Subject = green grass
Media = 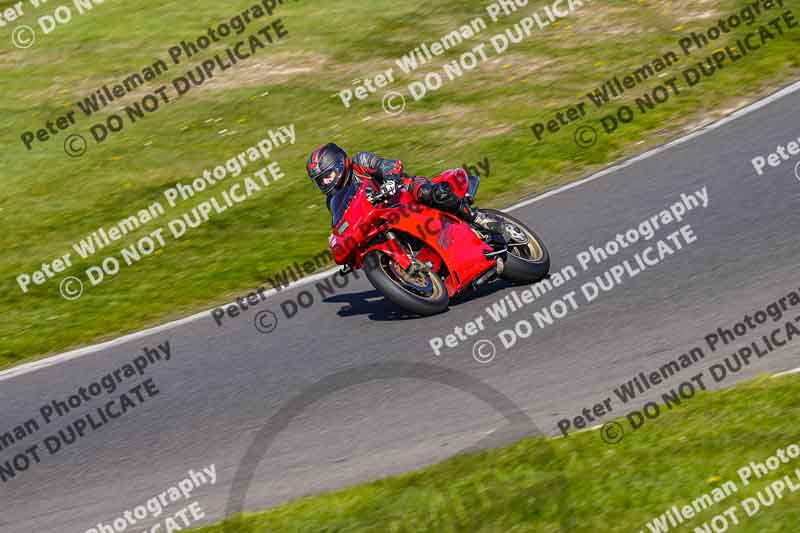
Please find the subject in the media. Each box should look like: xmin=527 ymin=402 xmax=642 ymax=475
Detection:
xmin=190 ymin=373 xmax=800 ymax=532
xmin=2 ymin=0 xmax=800 ymax=367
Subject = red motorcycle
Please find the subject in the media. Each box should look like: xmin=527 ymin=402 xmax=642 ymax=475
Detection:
xmin=329 ymin=168 xmax=550 ymax=315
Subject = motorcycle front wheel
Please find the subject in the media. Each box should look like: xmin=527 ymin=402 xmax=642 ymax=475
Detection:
xmin=364 ymin=250 xmax=449 ymax=316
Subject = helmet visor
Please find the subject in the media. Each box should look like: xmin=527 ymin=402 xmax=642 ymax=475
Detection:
xmin=314 ymin=158 xmax=346 ymax=192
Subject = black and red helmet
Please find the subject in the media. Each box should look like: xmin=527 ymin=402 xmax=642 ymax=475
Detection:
xmin=307 ymin=143 xmax=351 ymax=194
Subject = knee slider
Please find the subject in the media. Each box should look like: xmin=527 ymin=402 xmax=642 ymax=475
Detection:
xmin=416 ymin=182 xmax=434 ymax=203
xmin=432 ymin=182 xmax=459 ymax=209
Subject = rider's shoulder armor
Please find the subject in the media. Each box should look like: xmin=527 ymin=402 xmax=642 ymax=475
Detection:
xmin=351 ymin=151 xmax=403 ymax=183
xmin=351 ymin=151 xmax=381 ymax=177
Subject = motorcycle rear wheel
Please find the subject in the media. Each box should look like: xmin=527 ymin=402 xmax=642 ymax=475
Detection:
xmin=480 ymin=209 xmax=550 ymax=284
xmin=364 ymin=250 xmax=449 ymax=316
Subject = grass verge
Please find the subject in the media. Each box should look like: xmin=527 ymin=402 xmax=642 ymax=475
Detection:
xmin=3 ymin=0 xmax=799 ymax=367
xmin=191 ymin=373 xmax=800 ymax=532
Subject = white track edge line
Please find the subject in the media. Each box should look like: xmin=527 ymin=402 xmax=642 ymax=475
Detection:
xmin=3 ymin=80 xmax=800 ymax=382
xmin=505 ymin=80 xmax=800 ymax=213
xmin=773 ymin=367 xmax=800 ymax=378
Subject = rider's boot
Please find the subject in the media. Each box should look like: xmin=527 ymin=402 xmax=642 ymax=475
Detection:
xmin=456 ymin=202 xmax=505 ymax=234
xmin=417 ymin=181 xmax=505 ymax=234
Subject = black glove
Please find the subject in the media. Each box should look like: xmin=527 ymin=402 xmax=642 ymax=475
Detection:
xmin=380 ymin=180 xmax=398 ymax=197
xmin=367 ymin=180 xmax=400 ymax=204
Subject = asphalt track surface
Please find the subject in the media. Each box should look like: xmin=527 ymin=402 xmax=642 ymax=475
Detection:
xmin=3 ymin=84 xmax=800 ymax=532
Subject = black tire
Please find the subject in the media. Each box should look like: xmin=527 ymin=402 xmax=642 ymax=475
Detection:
xmin=363 ymin=250 xmax=449 ymax=316
xmin=481 ymin=209 xmax=550 ymax=284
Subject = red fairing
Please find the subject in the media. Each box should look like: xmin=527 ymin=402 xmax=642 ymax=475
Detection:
xmin=329 ymin=233 xmax=354 ymax=264
xmin=327 ymin=173 xmax=495 ymax=297
xmin=431 ymin=168 xmax=469 ymax=199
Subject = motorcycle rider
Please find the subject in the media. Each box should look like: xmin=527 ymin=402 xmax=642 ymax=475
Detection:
xmin=306 ymin=143 xmax=503 ymax=232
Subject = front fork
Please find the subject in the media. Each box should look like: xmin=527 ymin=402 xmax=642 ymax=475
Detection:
xmin=358 ymin=231 xmax=413 ymax=272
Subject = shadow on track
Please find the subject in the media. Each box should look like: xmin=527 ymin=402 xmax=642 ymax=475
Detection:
xmin=321 ymin=278 xmax=523 ymax=321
